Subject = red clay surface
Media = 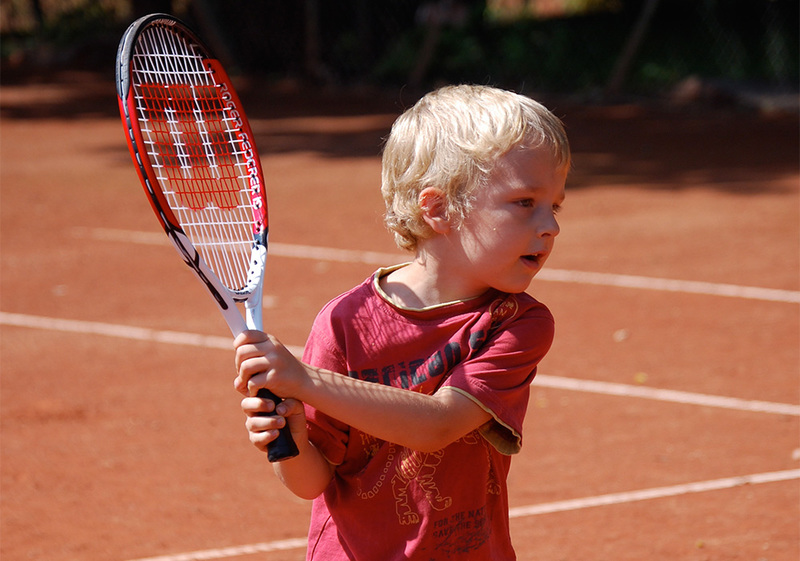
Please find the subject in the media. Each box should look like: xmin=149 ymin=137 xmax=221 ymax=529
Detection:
xmin=1 ymin=72 xmax=798 ymax=561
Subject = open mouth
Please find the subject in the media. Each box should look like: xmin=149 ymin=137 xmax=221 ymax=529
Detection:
xmin=521 ymin=253 xmax=543 ymax=266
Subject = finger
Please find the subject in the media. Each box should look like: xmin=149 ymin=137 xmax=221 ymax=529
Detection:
xmin=250 ymin=429 xmax=280 ymax=452
xmin=233 ymin=329 xmax=269 ymax=349
xmin=233 ymin=331 xmax=272 ymax=372
xmin=234 ymin=364 xmax=262 ymax=395
xmin=235 ymin=353 xmax=272 ymax=395
xmin=245 ymin=410 xmax=287 ymax=453
xmin=245 ymin=413 xmax=285 ymax=433
xmin=241 ymin=396 xmax=276 ymax=416
xmin=234 ymin=341 xmax=265 ymax=373
xmin=275 ymin=397 xmax=303 ymax=418
xmin=246 ymin=369 xmax=275 ymax=398
xmin=248 ymin=425 xmax=283 ymax=452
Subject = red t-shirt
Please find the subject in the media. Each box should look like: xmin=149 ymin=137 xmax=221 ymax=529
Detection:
xmin=302 ymin=268 xmax=555 ymax=560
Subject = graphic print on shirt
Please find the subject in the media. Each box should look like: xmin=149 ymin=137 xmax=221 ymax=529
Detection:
xmin=392 ymin=447 xmax=452 ymax=525
xmin=433 ymin=505 xmax=492 ymax=556
xmin=488 ymin=296 xmax=519 ymax=331
xmin=348 ymin=342 xmax=462 ymax=390
xmin=430 ymin=435 xmax=503 ymax=555
xmin=355 ymin=431 xmax=502 ymax=530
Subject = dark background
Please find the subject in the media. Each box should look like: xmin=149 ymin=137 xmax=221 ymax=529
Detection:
xmin=2 ymin=0 xmax=798 ymax=103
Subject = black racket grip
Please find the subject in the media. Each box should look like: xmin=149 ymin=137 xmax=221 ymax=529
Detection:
xmin=256 ymin=388 xmax=300 ymax=462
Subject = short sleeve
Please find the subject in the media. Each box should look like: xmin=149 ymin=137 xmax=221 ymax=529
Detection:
xmin=440 ymin=303 xmax=554 ymax=454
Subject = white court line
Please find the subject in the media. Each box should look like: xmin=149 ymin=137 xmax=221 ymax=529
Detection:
xmin=535 ymin=268 xmax=800 ymax=304
xmin=125 ymin=538 xmax=308 ymax=561
xmin=72 ymin=227 xmax=800 ymax=304
xmin=507 ymin=468 xmax=800 ymax=517
xmin=124 ymin=469 xmax=800 ymax=561
xmin=535 ymin=374 xmax=800 ymax=416
xmin=2 ymin=311 xmax=798 ymax=417
xmin=0 ymin=311 xmax=235 ymax=351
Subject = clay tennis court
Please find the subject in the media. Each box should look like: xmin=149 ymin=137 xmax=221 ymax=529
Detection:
xmin=1 ymin=71 xmax=798 ymax=560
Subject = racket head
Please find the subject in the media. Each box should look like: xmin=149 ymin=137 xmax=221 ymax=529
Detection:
xmin=116 ymin=13 xmax=268 ymax=319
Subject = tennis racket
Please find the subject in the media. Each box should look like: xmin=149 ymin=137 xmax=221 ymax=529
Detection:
xmin=115 ymin=13 xmax=298 ymax=462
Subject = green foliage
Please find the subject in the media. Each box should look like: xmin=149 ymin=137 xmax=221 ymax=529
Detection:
xmin=373 ymin=2 xmax=798 ymax=94
xmin=39 ymin=1 xmax=117 ymax=45
xmin=1 ymin=0 xmax=121 ymax=63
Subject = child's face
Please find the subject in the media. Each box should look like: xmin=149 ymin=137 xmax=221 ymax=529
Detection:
xmin=449 ymin=146 xmax=567 ymax=296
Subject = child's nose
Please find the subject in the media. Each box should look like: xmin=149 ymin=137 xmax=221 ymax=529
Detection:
xmin=536 ymin=210 xmax=560 ymax=237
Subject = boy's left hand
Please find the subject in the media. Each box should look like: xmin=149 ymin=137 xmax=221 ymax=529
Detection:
xmin=241 ymin=395 xmax=307 ymax=453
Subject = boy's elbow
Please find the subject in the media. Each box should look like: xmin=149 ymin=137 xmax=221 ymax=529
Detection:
xmin=293 ymin=486 xmax=326 ymax=501
xmin=406 ymin=393 xmax=491 ymax=452
xmin=278 ymin=475 xmax=329 ymax=501
xmin=412 ymin=441 xmax=451 ymax=454
xmin=407 ymin=424 xmax=465 ymax=453
xmin=274 ymin=452 xmax=334 ymax=500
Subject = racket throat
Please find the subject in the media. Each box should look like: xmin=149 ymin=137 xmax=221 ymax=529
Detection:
xmin=244 ymin=293 xmax=263 ymax=332
xmin=244 ymin=243 xmax=267 ymax=331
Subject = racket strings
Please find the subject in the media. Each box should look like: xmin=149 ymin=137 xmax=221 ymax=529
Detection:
xmin=131 ymin=23 xmax=259 ymax=292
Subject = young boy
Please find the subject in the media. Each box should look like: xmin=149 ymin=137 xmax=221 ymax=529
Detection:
xmin=234 ymin=84 xmax=570 ymax=560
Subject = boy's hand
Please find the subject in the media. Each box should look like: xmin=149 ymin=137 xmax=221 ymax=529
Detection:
xmin=233 ymin=330 xmax=308 ymax=399
xmin=241 ymin=395 xmax=307 ymax=453
xmin=234 ymin=331 xmax=311 ymax=454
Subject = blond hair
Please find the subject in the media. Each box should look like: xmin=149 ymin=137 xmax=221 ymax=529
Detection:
xmin=381 ymin=85 xmax=570 ymax=251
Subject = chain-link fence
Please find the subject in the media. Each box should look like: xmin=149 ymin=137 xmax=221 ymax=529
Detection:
xmin=2 ymin=0 xmax=797 ymax=98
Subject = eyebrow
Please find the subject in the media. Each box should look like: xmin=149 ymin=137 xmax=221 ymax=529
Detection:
xmin=510 ymin=183 xmax=566 ymax=202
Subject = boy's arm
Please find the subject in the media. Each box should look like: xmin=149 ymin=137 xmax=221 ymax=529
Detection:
xmin=271 ymin=422 xmax=335 ymax=500
xmin=235 ymin=332 xmax=492 ymax=453
xmin=241 ymin=395 xmax=334 ymax=499
xmin=306 ymin=365 xmax=491 ymax=452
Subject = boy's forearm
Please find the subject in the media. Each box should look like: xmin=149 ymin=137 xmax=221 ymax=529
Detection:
xmin=298 ymin=364 xmax=487 ymax=452
xmin=273 ymin=437 xmax=334 ymax=500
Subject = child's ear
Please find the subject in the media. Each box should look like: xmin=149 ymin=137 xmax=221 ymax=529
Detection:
xmin=419 ymin=187 xmax=451 ymax=234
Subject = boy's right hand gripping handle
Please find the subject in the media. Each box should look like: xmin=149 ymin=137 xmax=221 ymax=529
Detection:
xmin=257 ymin=388 xmax=300 ymax=462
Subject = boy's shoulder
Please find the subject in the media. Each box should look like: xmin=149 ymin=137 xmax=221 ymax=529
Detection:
xmin=310 ymin=271 xmax=381 ymax=330
xmin=483 ymin=290 xmax=554 ymax=335
xmin=499 ymin=289 xmax=551 ymax=314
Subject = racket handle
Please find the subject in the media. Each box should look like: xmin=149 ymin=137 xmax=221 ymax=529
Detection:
xmin=256 ymin=388 xmax=300 ymax=462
